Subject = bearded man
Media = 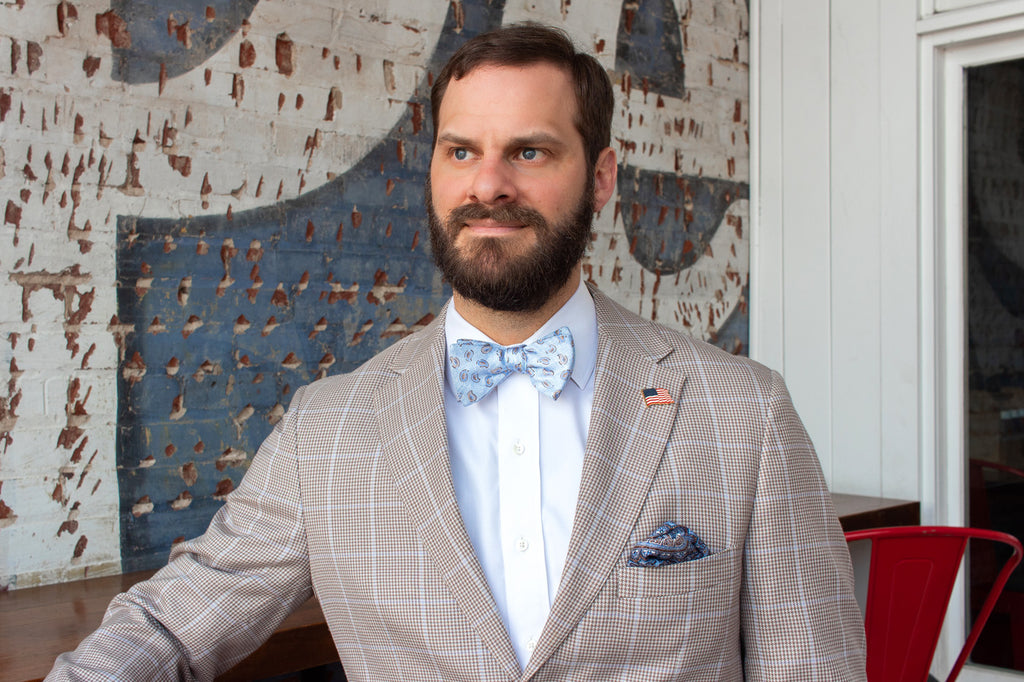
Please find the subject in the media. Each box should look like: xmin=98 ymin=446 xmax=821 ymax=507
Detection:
xmin=48 ymin=23 xmax=866 ymax=682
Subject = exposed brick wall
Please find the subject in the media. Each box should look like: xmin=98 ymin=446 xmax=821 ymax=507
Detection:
xmin=0 ymin=0 xmax=748 ymax=588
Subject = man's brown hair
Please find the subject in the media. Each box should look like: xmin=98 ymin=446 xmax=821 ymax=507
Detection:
xmin=430 ymin=23 xmax=614 ymax=168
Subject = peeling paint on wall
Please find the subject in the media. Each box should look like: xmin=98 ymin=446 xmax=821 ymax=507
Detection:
xmin=0 ymin=0 xmax=748 ymax=587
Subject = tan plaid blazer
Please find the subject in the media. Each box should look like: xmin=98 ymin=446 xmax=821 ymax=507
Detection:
xmin=49 ymin=288 xmax=866 ymax=681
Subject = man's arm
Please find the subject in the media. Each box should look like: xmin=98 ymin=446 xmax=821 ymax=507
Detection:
xmin=740 ymin=370 xmax=867 ymax=680
xmin=46 ymin=386 xmax=314 ymax=682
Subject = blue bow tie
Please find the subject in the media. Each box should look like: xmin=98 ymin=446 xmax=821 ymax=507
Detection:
xmin=448 ymin=326 xmax=575 ymax=406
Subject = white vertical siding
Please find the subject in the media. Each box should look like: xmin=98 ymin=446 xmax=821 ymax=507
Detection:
xmin=752 ymin=0 xmax=919 ymax=498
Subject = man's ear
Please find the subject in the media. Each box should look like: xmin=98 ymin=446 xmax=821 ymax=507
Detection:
xmin=592 ymin=147 xmax=617 ymax=212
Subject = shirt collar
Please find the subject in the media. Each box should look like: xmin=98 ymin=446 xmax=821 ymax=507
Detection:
xmin=443 ymin=278 xmax=598 ymax=391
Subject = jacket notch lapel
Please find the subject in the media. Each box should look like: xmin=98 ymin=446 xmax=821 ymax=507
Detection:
xmin=524 ymin=298 xmax=687 ymax=678
xmin=374 ymin=319 xmax=520 ymax=679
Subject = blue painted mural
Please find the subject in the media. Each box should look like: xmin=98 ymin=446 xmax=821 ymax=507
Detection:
xmin=114 ymin=0 xmax=751 ymax=571
xmin=108 ymin=0 xmax=261 ymax=83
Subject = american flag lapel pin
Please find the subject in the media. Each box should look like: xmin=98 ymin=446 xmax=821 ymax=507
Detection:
xmin=642 ymin=387 xmax=674 ymax=407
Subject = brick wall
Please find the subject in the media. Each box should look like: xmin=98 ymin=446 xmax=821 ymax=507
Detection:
xmin=0 ymin=0 xmax=749 ymax=588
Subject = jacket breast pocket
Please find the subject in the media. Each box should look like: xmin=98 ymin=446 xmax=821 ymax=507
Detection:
xmin=615 ymin=547 xmax=738 ymax=598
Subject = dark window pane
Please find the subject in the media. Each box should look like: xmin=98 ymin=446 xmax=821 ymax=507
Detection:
xmin=966 ymin=56 xmax=1024 ymax=673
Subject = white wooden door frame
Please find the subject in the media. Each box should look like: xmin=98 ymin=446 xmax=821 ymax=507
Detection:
xmin=918 ymin=5 xmax=1024 ymax=678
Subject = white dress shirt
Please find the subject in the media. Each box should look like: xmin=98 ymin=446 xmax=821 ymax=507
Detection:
xmin=443 ymin=278 xmax=597 ymax=669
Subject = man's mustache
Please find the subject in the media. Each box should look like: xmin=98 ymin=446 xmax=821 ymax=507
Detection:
xmin=445 ymin=203 xmax=549 ymax=230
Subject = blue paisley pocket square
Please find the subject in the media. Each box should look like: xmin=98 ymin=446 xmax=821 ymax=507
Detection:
xmin=627 ymin=522 xmax=710 ymax=567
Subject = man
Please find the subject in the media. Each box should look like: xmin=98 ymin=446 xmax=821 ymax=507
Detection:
xmin=49 ymin=24 xmax=865 ymax=681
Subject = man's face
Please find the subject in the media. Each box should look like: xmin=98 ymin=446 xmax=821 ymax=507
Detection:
xmin=427 ymin=63 xmax=605 ymax=313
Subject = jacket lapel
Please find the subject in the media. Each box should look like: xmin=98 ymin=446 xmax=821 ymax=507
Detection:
xmin=524 ymin=290 xmax=687 ymax=679
xmin=374 ymin=310 xmax=521 ymax=680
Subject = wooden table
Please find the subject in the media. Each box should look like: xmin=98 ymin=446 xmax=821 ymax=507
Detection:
xmin=832 ymin=492 xmax=920 ymax=531
xmin=0 ymin=574 xmax=337 ymax=682
xmin=0 ymin=492 xmax=919 ymax=682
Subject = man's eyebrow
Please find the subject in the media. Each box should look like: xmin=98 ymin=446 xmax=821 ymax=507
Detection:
xmin=507 ymin=133 xmax=566 ymax=149
xmin=434 ymin=132 xmax=568 ymax=149
xmin=435 ymin=133 xmax=473 ymax=147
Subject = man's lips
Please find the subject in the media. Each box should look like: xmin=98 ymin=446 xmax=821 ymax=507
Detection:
xmin=461 ymin=221 xmax=528 ymax=236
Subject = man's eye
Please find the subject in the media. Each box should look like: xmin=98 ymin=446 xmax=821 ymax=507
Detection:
xmin=521 ymin=148 xmax=540 ymax=161
xmin=452 ymin=148 xmax=469 ymax=161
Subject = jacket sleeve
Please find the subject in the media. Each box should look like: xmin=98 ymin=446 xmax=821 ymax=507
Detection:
xmin=46 ymin=386 xmax=314 ymax=682
xmin=740 ymin=370 xmax=867 ymax=680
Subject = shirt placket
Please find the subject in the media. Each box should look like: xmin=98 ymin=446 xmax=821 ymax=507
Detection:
xmin=496 ymin=372 xmax=548 ymax=664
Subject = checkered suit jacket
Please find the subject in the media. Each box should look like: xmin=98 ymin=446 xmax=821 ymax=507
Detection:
xmin=49 ymin=288 xmax=866 ymax=681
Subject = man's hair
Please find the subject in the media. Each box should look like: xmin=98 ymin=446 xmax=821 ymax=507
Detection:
xmin=430 ymin=23 xmax=614 ymax=167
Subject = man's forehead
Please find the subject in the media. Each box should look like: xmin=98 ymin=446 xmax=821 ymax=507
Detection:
xmin=451 ymin=58 xmax=570 ymax=81
xmin=436 ymin=62 xmax=576 ymax=124
xmin=445 ymin=61 xmax=570 ymax=96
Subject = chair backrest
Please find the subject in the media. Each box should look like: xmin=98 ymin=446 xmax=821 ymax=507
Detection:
xmin=845 ymin=525 xmax=1022 ymax=682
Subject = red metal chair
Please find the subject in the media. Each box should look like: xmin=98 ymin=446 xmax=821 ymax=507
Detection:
xmin=845 ymin=525 xmax=1022 ymax=681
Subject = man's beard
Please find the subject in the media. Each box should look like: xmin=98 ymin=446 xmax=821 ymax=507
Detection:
xmin=426 ymin=177 xmax=595 ymax=313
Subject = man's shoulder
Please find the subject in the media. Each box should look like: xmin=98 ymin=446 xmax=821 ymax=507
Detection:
xmin=291 ymin=314 xmax=444 ymax=410
xmin=591 ymin=286 xmax=773 ymax=380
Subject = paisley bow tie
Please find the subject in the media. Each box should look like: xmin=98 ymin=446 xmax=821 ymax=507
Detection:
xmin=448 ymin=326 xmax=575 ymax=407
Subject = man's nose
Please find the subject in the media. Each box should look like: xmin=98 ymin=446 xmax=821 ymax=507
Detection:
xmin=468 ymin=157 xmax=517 ymax=205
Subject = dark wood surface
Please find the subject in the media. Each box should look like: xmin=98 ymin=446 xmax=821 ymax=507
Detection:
xmin=832 ymin=492 xmax=920 ymax=531
xmin=0 ymin=492 xmax=920 ymax=682
xmin=0 ymin=572 xmax=336 ymax=682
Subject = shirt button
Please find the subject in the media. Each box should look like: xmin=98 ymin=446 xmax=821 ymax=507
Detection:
xmin=516 ymin=537 xmax=529 ymax=552
xmin=526 ymin=638 xmax=537 ymax=652
xmin=512 ymin=440 xmax=525 ymax=455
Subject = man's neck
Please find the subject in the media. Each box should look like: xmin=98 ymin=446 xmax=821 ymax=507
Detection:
xmin=451 ymin=266 xmax=582 ymax=346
